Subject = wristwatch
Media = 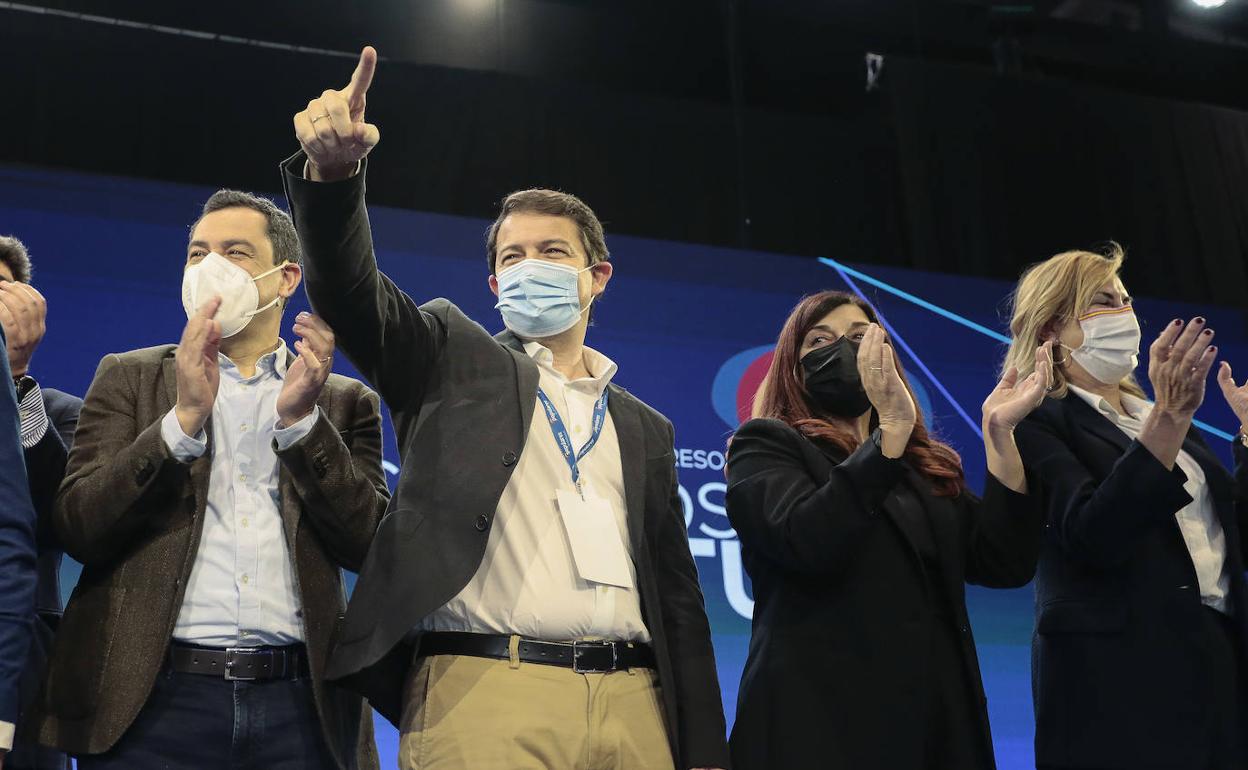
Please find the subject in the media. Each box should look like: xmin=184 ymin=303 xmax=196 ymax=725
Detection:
xmin=13 ymin=374 xmax=36 ymax=401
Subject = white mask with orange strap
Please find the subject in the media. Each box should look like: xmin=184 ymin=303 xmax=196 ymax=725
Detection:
xmin=1064 ymin=305 xmax=1141 ymax=385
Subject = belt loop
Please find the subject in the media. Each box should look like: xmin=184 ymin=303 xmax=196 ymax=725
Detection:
xmin=508 ymin=634 xmax=522 ymax=669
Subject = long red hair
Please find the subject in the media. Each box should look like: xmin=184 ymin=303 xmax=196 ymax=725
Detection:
xmin=753 ymin=291 xmax=967 ymax=497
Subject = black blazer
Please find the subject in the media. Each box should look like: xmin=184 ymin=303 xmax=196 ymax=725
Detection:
xmin=13 ymin=386 xmax=80 ymax=769
xmin=280 ymin=154 xmax=731 ymax=770
xmin=724 ymin=418 xmax=1041 ymax=770
xmin=1014 ymin=394 xmax=1248 ymax=769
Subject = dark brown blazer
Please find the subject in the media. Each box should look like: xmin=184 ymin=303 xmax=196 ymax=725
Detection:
xmin=34 ymin=344 xmax=389 ymax=770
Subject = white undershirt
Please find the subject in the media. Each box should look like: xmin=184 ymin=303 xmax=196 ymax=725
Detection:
xmin=417 ymin=342 xmax=650 ymax=642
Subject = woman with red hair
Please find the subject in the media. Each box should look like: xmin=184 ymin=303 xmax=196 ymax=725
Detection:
xmin=725 ymin=290 xmax=1051 ymax=770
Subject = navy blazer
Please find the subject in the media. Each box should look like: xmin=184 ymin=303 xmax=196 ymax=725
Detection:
xmin=1015 ymin=393 xmax=1248 ymax=769
xmin=0 ymin=327 xmax=38 ymax=729
xmin=12 ymin=386 xmax=80 ymax=769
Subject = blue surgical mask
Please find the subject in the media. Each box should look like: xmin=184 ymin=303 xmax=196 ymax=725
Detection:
xmin=495 ymin=260 xmax=595 ymax=339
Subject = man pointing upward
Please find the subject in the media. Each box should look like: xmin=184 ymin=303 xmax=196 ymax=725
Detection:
xmin=283 ymin=46 xmax=730 ymax=770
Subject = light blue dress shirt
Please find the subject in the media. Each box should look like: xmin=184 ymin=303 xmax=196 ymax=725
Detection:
xmin=160 ymin=345 xmax=319 ymax=648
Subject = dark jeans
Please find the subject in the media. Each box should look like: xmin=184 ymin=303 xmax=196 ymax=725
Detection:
xmin=75 ymin=667 xmax=336 ymax=770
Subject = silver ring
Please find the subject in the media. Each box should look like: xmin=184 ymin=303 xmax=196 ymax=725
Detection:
xmin=870 ymin=366 xmax=884 ymax=371
xmin=310 ymin=113 xmax=330 ymax=124
xmin=319 ymin=355 xmax=332 ymax=364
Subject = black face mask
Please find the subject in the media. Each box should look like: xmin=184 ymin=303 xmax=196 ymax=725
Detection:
xmin=800 ymin=337 xmax=872 ymax=417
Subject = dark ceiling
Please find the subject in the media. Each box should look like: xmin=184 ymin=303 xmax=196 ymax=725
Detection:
xmin=5 ymin=0 xmax=1248 ymax=307
xmin=11 ymin=0 xmax=1248 ymax=114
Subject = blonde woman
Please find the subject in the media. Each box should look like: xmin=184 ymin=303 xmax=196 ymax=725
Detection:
xmin=1004 ymin=244 xmax=1248 ymax=770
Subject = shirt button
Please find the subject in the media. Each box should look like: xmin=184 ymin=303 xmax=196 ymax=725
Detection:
xmin=240 ymin=423 xmax=249 ymax=432
xmin=241 ymin=574 xmax=250 ymax=585
xmin=241 ymin=518 xmax=250 ymax=528
xmin=501 ymin=451 xmax=518 ymax=467
xmin=574 ymin=425 xmax=583 ymax=434
xmin=240 ymin=473 xmax=248 ymax=482
xmin=475 ymin=514 xmax=490 ymax=532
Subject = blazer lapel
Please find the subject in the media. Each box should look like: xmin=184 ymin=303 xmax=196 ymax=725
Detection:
xmin=1064 ymin=394 xmax=1133 ymax=455
xmin=495 ymin=330 xmax=539 ymax=438
xmin=607 ymin=386 xmax=647 ymax=556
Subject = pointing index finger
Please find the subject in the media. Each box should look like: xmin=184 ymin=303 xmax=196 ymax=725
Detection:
xmin=343 ymin=46 xmax=377 ymax=103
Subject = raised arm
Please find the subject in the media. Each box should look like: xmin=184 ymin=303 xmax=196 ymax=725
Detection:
xmin=282 ymin=46 xmax=445 ymax=412
xmin=725 ymin=419 xmax=905 ymax=576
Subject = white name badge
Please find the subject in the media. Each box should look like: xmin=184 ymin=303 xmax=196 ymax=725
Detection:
xmin=556 ymin=489 xmax=635 ymax=590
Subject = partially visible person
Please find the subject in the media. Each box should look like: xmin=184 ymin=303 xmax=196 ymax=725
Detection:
xmin=0 ymin=320 xmax=38 ymax=770
xmin=1003 ymin=244 xmax=1247 ymax=769
xmin=0 ymin=235 xmax=81 ymax=770
xmin=35 ymin=191 xmax=389 ymax=770
xmin=725 ymin=290 xmax=1051 ymax=770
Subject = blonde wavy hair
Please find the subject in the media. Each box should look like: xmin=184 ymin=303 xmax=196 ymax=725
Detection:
xmin=1003 ymin=243 xmax=1146 ymax=400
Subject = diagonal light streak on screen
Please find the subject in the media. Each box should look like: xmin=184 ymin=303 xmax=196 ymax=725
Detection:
xmin=819 ymin=258 xmax=1235 ymax=442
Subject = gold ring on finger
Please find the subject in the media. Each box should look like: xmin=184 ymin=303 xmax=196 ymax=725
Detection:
xmin=310 ymin=113 xmax=331 ymax=124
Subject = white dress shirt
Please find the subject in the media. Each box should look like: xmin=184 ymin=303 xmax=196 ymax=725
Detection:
xmin=418 ymin=342 xmax=651 ymax=642
xmin=1069 ymin=385 xmax=1231 ymax=613
xmin=161 ymin=345 xmax=318 ymax=647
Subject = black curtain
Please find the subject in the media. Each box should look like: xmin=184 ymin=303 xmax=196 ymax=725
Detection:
xmin=4 ymin=8 xmax=1248 ymax=308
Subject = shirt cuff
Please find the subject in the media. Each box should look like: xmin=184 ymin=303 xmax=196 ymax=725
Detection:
xmin=0 ymin=718 xmax=13 ymax=751
xmin=302 ymin=159 xmax=362 ymax=180
xmin=17 ymin=380 xmax=48 ymax=449
xmin=161 ymin=408 xmax=208 ymax=462
xmin=273 ymin=406 xmax=320 ymax=451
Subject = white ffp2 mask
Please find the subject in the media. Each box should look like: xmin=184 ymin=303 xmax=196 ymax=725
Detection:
xmin=181 ymin=252 xmax=288 ymax=338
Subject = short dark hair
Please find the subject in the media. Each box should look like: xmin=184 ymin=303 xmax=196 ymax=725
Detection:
xmin=193 ymin=190 xmax=302 ymax=266
xmin=484 ymin=189 xmax=609 ymax=274
xmin=0 ymin=236 xmax=33 ymax=283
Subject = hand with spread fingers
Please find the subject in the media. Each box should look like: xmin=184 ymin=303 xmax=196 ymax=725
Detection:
xmin=1149 ymin=317 xmax=1217 ymax=418
xmin=294 ymin=46 xmax=381 ymax=182
xmin=174 ymin=296 xmax=224 ymax=437
xmin=0 ymin=280 xmax=47 ymax=378
xmin=983 ymin=340 xmax=1054 ymax=435
xmin=277 ymin=311 xmax=335 ymax=428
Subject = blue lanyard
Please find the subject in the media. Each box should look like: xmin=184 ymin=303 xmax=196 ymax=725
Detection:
xmin=536 ymin=387 xmax=609 ymax=497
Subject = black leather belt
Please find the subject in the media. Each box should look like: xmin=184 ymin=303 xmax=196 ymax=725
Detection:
xmin=169 ymin=643 xmax=310 ymax=681
xmin=418 ymin=632 xmax=655 ymax=673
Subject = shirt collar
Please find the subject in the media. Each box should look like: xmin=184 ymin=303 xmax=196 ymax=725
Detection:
xmin=218 ymin=342 xmax=290 ymax=381
xmin=522 ymin=340 xmax=618 ymax=389
xmin=1067 ymin=383 xmax=1152 ymax=424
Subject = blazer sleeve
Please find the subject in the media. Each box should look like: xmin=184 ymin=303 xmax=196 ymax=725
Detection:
xmin=960 ymin=473 xmax=1043 ymax=589
xmin=275 ymin=382 xmax=390 ymax=572
xmin=724 ymin=418 xmax=906 ymax=577
xmin=280 ymin=153 xmax=446 ymax=413
xmin=0 ymin=335 xmax=37 ymax=728
xmin=53 ymin=354 xmax=190 ymax=567
xmin=23 ymin=390 xmax=81 ymax=556
xmin=1013 ymin=407 xmax=1193 ymax=568
xmin=1231 ymin=438 xmax=1248 ymax=562
xmin=654 ymin=418 xmax=731 ymax=770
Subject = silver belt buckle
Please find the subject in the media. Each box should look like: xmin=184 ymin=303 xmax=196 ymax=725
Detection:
xmin=223 ymin=647 xmax=269 ymax=681
xmin=571 ymin=640 xmax=618 ymax=674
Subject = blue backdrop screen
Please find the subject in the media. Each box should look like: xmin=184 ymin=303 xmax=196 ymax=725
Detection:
xmin=4 ymin=164 xmax=1244 ymax=769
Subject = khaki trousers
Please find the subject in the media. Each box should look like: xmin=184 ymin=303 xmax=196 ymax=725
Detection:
xmin=398 ymin=642 xmax=676 ymax=770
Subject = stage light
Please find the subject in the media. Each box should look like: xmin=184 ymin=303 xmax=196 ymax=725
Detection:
xmin=1191 ymin=0 xmax=1227 ymax=8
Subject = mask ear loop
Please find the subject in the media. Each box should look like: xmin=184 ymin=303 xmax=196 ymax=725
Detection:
xmin=245 ymin=260 xmax=291 ymax=318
